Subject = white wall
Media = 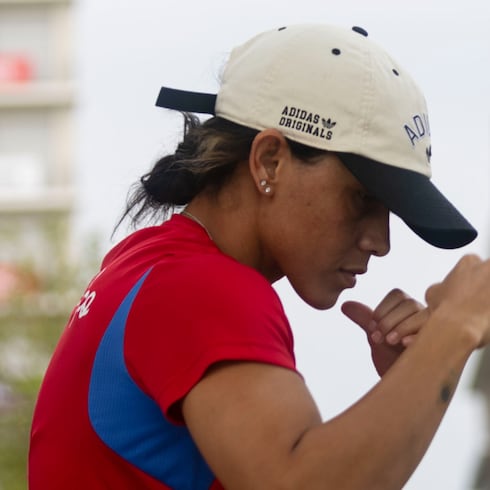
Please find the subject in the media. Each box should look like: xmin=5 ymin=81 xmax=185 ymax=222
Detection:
xmin=74 ymin=0 xmax=490 ymax=488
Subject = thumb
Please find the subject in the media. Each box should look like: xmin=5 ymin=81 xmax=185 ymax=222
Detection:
xmin=341 ymin=301 xmax=374 ymax=334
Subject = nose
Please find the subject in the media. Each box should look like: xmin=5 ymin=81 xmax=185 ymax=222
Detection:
xmin=358 ymin=205 xmax=391 ymax=257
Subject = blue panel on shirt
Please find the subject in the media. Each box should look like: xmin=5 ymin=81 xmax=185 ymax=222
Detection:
xmin=88 ymin=268 xmax=215 ymax=489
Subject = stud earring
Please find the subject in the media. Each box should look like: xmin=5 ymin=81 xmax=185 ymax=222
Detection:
xmin=260 ymin=179 xmax=272 ymax=195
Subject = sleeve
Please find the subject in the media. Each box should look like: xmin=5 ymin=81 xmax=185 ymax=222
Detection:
xmin=124 ymin=255 xmax=297 ymax=422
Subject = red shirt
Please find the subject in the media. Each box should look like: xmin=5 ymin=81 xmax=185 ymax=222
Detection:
xmin=29 ymin=214 xmax=296 ymax=489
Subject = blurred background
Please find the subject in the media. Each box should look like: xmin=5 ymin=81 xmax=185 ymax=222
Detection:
xmin=0 ymin=0 xmax=488 ymax=488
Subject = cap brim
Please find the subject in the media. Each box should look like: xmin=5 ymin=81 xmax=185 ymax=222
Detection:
xmin=338 ymin=153 xmax=477 ymax=249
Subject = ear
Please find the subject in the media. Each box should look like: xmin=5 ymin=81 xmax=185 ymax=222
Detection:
xmin=248 ymin=129 xmax=291 ymax=196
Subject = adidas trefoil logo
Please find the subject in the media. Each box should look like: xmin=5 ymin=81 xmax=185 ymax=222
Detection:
xmin=426 ymin=145 xmax=432 ymax=164
xmin=322 ymin=118 xmax=336 ymax=129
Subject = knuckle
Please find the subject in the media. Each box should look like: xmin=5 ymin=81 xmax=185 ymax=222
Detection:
xmin=376 ymin=319 xmax=391 ymax=333
xmin=388 ymin=288 xmax=407 ymax=299
xmin=403 ymin=297 xmax=422 ymax=311
xmin=460 ymin=254 xmax=481 ymax=267
xmin=425 ymin=283 xmax=440 ymax=303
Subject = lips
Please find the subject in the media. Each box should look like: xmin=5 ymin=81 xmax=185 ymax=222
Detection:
xmin=339 ymin=270 xmax=357 ymax=288
xmin=338 ymin=267 xmax=367 ymax=288
xmin=340 ymin=266 xmax=367 ymax=276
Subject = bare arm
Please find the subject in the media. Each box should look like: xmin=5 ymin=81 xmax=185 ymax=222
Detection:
xmin=182 ymin=255 xmax=489 ymax=490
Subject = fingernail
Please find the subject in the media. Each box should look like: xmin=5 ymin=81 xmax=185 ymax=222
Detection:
xmin=371 ymin=331 xmax=383 ymax=344
xmin=402 ymin=336 xmax=414 ymax=347
xmin=368 ymin=320 xmax=377 ymax=332
xmin=386 ymin=332 xmax=399 ymax=344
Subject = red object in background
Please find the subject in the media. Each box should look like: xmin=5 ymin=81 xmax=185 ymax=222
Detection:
xmin=0 ymin=54 xmax=33 ymax=82
xmin=0 ymin=263 xmax=39 ymax=303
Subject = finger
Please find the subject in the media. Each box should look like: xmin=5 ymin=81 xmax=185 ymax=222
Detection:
xmin=401 ymin=334 xmax=417 ymax=347
xmin=341 ymin=301 xmax=374 ymax=334
xmin=342 ymin=302 xmax=389 ymax=347
xmin=384 ymin=309 xmax=429 ymax=345
xmin=372 ymin=288 xmax=413 ymax=323
xmin=424 ymin=282 xmax=442 ymax=307
xmin=425 ymin=255 xmax=482 ymax=308
xmin=375 ymin=298 xmax=425 ymax=336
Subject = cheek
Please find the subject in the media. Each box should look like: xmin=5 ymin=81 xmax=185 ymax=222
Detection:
xmin=263 ymin=198 xmax=356 ymax=274
xmin=277 ymin=234 xmax=352 ymax=302
xmin=274 ymin=221 xmax=359 ymax=309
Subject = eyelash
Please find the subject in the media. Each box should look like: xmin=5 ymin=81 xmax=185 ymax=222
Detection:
xmin=356 ymin=191 xmax=378 ymax=214
xmin=358 ymin=190 xmax=370 ymax=201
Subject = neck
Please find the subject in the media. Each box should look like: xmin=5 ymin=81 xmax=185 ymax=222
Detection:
xmin=181 ymin=209 xmax=213 ymax=241
xmin=182 ymin=194 xmax=281 ymax=284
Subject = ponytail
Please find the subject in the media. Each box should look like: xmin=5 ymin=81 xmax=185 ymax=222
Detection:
xmin=116 ymin=114 xmax=259 ymax=230
xmin=116 ymin=113 xmax=327 ymax=231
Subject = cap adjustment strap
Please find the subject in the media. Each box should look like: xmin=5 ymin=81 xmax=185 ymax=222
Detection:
xmin=156 ymin=87 xmax=217 ymax=115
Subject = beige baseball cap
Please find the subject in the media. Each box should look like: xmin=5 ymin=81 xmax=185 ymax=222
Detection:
xmin=156 ymin=23 xmax=477 ymax=249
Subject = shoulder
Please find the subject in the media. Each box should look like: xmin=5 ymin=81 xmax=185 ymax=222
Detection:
xmin=148 ymin=251 xmax=283 ymax=315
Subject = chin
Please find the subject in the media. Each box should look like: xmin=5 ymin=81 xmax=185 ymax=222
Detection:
xmin=288 ymin=277 xmax=345 ymax=310
xmin=308 ymin=296 xmax=339 ymax=310
xmin=297 ymin=289 xmax=340 ymax=310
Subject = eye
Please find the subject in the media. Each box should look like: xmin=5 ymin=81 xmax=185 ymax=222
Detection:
xmin=354 ymin=189 xmax=378 ymax=214
xmin=358 ymin=187 xmax=378 ymax=201
xmin=357 ymin=190 xmax=372 ymax=204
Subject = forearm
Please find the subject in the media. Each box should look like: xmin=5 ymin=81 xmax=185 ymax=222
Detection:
xmin=287 ymin=313 xmax=478 ymax=490
xmin=183 ymin=257 xmax=490 ymax=490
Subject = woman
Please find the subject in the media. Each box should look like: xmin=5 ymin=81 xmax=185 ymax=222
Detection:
xmin=29 ymin=23 xmax=490 ymax=489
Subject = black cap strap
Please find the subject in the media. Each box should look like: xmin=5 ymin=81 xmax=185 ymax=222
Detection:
xmin=155 ymin=87 xmax=217 ymax=115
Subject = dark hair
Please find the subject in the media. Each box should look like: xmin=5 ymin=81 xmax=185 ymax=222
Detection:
xmin=116 ymin=114 xmax=326 ymax=230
